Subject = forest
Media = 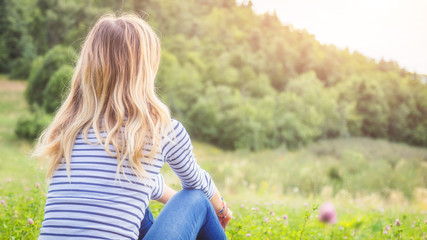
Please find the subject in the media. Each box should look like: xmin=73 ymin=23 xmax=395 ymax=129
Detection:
xmin=1 ymin=0 xmax=427 ymax=150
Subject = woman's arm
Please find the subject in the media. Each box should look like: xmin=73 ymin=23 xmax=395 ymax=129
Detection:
xmin=156 ymin=183 xmax=177 ymax=204
xmin=163 ymin=120 xmax=216 ymax=200
xmin=210 ymin=188 xmax=233 ymax=229
xmin=163 ymin=119 xmax=232 ymax=228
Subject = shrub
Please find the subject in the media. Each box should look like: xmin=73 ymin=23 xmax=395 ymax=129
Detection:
xmin=43 ymin=65 xmax=74 ymax=113
xmin=9 ymin=57 xmax=34 ymax=80
xmin=15 ymin=108 xmax=53 ymax=140
xmin=25 ymin=45 xmax=76 ymax=110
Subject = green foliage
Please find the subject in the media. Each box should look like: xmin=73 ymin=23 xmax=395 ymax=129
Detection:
xmin=275 ymin=72 xmax=342 ymax=148
xmin=354 ymin=76 xmax=390 ymax=138
xmin=196 ymin=137 xmax=427 ymax=198
xmin=9 ymin=57 xmax=34 ymax=80
xmin=0 ymin=0 xmax=37 ymax=74
xmin=157 ymin=50 xmax=204 ymax=115
xmin=2 ymin=0 xmax=426 ymax=148
xmin=0 ymin=184 xmax=45 ymax=239
xmin=42 ymin=64 xmax=73 ymax=113
xmin=1 ymin=183 xmax=426 ymax=240
xmin=15 ymin=108 xmax=53 ymax=140
xmin=1 ymin=81 xmax=427 ymax=239
xmin=407 ymin=82 xmax=427 ymax=146
xmin=25 ymin=45 xmax=76 ymax=111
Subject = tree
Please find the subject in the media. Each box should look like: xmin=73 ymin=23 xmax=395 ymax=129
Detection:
xmin=43 ymin=65 xmax=74 ymax=113
xmin=25 ymin=45 xmax=76 ymax=109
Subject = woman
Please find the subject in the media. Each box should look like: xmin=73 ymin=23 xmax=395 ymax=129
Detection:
xmin=32 ymin=13 xmax=232 ymax=240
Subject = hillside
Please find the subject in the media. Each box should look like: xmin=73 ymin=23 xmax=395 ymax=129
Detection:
xmin=1 ymin=77 xmax=427 ymax=239
xmin=2 ymin=77 xmax=426 ymax=202
xmin=1 ymin=0 xmax=427 ymax=151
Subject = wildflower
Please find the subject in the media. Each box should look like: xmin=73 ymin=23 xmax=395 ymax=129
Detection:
xmin=1 ymin=200 xmax=6 ymax=207
xmin=240 ymin=204 xmax=244 ymax=208
xmin=35 ymin=182 xmax=41 ymax=189
xmin=304 ymin=202 xmax=308 ymax=207
xmin=28 ymin=218 xmax=34 ymax=225
xmin=264 ymin=217 xmax=269 ymax=223
xmin=246 ymin=233 xmax=251 ymax=237
xmin=319 ymin=202 xmax=337 ymax=224
xmin=7 ymin=178 xmax=11 ymax=182
xmin=383 ymin=230 xmax=388 ymax=234
xmin=284 ymin=220 xmax=288 ymax=224
xmin=339 ymin=226 xmax=343 ymax=230
xmin=395 ymin=218 xmax=401 ymax=226
xmin=276 ymin=217 xmax=280 ymax=221
xmin=385 ymin=226 xmax=390 ymax=231
xmin=283 ymin=214 xmax=288 ymax=220
xmin=270 ymin=211 xmax=274 ymax=216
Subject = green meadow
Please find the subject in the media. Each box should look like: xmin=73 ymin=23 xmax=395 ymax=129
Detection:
xmin=1 ymin=78 xmax=426 ymax=239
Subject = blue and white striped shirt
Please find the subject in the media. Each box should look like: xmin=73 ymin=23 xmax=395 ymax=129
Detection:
xmin=39 ymin=119 xmax=216 ymax=240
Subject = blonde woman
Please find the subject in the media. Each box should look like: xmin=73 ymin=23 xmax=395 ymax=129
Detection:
xmin=33 ymin=13 xmax=232 ymax=240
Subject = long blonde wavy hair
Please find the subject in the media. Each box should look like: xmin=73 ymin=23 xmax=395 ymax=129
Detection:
xmin=32 ymin=13 xmax=171 ymax=180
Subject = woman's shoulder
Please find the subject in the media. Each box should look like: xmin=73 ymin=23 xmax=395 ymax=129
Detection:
xmin=163 ymin=119 xmax=192 ymax=147
xmin=170 ymin=118 xmax=181 ymax=127
xmin=169 ymin=118 xmax=189 ymax=136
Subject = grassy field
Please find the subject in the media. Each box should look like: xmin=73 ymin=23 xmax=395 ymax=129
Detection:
xmin=0 ymin=77 xmax=45 ymax=186
xmin=0 ymin=77 xmax=426 ymax=239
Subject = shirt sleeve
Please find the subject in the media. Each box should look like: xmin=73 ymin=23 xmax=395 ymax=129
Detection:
xmin=162 ymin=119 xmax=216 ymax=200
xmin=151 ymin=173 xmax=165 ymax=200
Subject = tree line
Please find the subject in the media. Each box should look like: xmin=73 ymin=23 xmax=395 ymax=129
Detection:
xmin=2 ymin=0 xmax=426 ymax=149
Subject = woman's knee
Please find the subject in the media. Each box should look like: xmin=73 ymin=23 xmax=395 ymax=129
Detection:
xmin=180 ymin=189 xmax=209 ymax=206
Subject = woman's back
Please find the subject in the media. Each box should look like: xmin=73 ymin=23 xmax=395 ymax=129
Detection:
xmin=39 ymin=119 xmax=216 ymax=239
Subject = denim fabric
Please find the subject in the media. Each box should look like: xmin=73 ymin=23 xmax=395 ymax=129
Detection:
xmin=138 ymin=207 xmax=154 ymax=240
xmin=138 ymin=189 xmax=227 ymax=240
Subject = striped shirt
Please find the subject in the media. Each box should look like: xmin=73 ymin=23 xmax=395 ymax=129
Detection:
xmin=39 ymin=119 xmax=216 ymax=240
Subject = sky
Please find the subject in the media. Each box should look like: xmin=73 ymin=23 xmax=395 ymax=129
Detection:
xmin=243 ymin=0 xmax=427 ymax=74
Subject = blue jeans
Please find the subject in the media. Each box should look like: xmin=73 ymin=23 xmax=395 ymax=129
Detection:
xmin=138 ymin=189 xmax=227 ymax=240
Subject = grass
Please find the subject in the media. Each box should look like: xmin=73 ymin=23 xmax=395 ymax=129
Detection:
xmin=0 ymin=77 xmax=426 ymax=239
xmin=1 ymin=183 xmax=426 ymax=239
xmin=0 ymin=78 xmax=45 ymax=187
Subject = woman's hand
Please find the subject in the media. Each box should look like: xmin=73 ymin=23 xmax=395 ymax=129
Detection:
xmin=218 ymin=206 xmax=232 ymax=229
xmin=217 ymin=201 xmax=232 ymax=229
xmin=210 ymin=188 xmax=232 ymax=229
